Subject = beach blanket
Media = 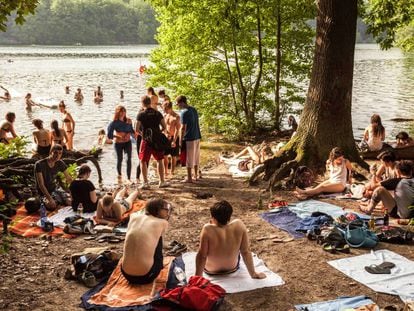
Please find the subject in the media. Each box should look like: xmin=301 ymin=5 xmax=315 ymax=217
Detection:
xmin=181 ymin=252 xmax=284 ymax=293
xmin=295 ymin=295 xmax=378 ymax=311
xmin=289 ymin=200 xmax=369 ymax=220
xmin=5 ymin=205 xmax=71 ymax=238
xmin=260 ymin=208 xmax=304 ymax=239
xmin=81 ymin=257 xmax=174 ymax=310
xmin=328 ymin=249 xmax=414 ymax=302
xmin=48 ymin=206 xmax=94 ymax=228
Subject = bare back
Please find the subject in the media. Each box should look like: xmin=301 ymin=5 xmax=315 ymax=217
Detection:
xmin=202 ymin=219 xmax=246 ymax=272
xmin=122 ymin=214 xmax=168 ymax=275
xmin=33 ymin=128 xmax=51 ymax=147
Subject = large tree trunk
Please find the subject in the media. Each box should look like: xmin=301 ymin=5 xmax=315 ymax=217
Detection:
xmin=251 ymin=0 xmax=368 ymax=187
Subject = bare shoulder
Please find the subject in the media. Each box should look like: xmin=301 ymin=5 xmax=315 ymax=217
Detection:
xmin=229 ymin=219 xmax=246 ymax=230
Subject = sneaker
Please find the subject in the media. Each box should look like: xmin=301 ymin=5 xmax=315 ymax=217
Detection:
xmin=158 ymin=181 xmax=171 ymax=188
xmin=139 ymin=182 xmax=150 ymax=190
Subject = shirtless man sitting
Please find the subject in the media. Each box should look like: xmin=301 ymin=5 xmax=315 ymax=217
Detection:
xmin=196 ymin=200 xmax=266 ymax=279
xmin=121 ymin=198 xmax=171 ymax=284
xmin=96 ymin=187 xmax=140 ymax=226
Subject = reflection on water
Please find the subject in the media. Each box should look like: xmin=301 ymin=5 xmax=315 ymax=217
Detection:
xmin=0 ymin=44 xmax=413 ymax=184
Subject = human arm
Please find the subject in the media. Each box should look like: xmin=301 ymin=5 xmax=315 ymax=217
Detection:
xmin=35 ymin=171 xmax=56 ymax=209
xmin=345 ymin=159 xmax=353 ymax=184
xmin=107 ymin=121 xmax=115 ymax=140
xmin=375 ymin=164 xmax=386 ymax=183
xmin=9 ymin=124 xmax=17 ymax=138
xmin=135 ymin=119 xmax=143 ymax=137
xmin=160 ymin=118 xmax=167 ymax=132
xmin=239 ymin=222 xmax=266 ymax=279
xmin=95 ymin=201 xmax=118 ymax=226
xmin=195 ymin=225 xmax=209 ymax=276
xmin=180 ymin=124 xmax=187 ymax=147
xmin=363 ymin=127 xmax=369 ymax=141
xmin=67 ymin=112 xmax=75 ymax=133
xmin=62 ymin=169 xmax=73 ymax=188
xmin=89 ymin=190 xmax=97 ymax=204
xmin=33 ymin=131 xmax=38 ymax=144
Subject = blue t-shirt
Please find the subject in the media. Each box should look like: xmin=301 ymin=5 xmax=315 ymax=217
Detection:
xmin=107 ymin=119 xmax=135 ymax=140
xmin=180 ymin=106 xmax=201 ymax=141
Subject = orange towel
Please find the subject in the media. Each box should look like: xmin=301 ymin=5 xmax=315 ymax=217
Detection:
xmin=2 ymin=205 xmax=72 ymax=238
xmin=122 ymin=200 xmax=146 ymax=220
xmin=88 ymin=256 xmax=173 ymax=307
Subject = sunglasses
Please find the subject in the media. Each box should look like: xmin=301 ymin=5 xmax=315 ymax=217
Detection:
xmin=161 ymin=203 xmax=173 ymax=215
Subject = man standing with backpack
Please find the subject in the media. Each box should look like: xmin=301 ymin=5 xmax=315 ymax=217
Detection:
xmin=136 ymin=95 xmax=169 ymax=189
xmin=176 ymin=95 xmax=201 ymax=183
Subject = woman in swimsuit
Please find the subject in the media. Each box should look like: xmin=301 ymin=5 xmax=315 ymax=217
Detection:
xmin=295 ymin=147 xmax=353 ymax=198
xmin=25 ymin=93 xmax=37 ymax=111
xmin=32 ymin=119 xmax=51 ymax=157
xmin=58 ymin=101 xmax=75 ymax=150
xmin=0 ymin=112 xmax=18 ymax=144
xmin=50 ymin=119 xmax=68 ymax=149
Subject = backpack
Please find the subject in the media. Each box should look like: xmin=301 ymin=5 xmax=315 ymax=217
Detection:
xmin=294 ymin=166 xmax=314 ymax=189
xmin=343 ymin=219 xmax=378 ymax=248
xmin=144 ymin=128 xmax=171 ymax=151
xmin=159 ymin=275 xmax=226 ymax=311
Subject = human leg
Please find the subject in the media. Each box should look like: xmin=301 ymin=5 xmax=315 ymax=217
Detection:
xmin=193 ymin=140 xmax=200 ymax=180
xmin=114 ymin=143 xmax=124 ymax=177
xmin=296 ymin=180 xmax=345 ymax=196
xmin=185 ymin=140 xmax=195 ymax=182
xmin=139 ymin=140 xmax=152 ymax=185
xmin=125 ymin=190 xmax=140 ymax=207
xmin=125 ymin=141 xmax=132 ymax=180
xmin=157 ymin=159 xmax=165 ymax=184
xmin=360 ymin=186 xmax=396 ymax=214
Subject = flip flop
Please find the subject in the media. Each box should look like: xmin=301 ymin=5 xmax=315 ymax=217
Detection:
xmin=83 ymin=236 xmax=96 ymax=241
xmin=365 ymin=261 xmax=395 ymax=274
xmin=108 ymin=236 xmax=123 ymax=243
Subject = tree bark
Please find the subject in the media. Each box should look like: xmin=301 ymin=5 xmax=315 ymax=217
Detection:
xmin=274 ymin=0 xmax=282 ymax=130
xmin=252 ymin=0 xmax=368 ymax=187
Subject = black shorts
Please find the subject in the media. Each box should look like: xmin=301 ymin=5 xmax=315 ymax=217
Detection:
xmin=164 ymin=137 xmax=179 ymax=157
xmin=37 ymin=145 xmax=51 ymax=157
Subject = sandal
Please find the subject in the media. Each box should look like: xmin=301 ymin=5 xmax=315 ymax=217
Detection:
xmin=365 ymin=261 xmax=395 ymax=274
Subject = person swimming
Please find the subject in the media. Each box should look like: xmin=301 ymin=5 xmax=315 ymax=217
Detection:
xmin=74 ymin=88 xmax=84 ymax=102
xmin=0 ymin=86 xmax=11 ymax=101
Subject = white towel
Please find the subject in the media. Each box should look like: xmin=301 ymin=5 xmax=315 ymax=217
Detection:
xmin=328 ymin=249 xmax=414 ymax=302
xmin=48 ymin=206 xmax=95 ymax=228
xmin=181 ymin=252 xmax=284 ymax=293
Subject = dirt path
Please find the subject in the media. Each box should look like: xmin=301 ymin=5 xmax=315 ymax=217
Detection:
xmin=0 ymin=163 xmax=412 ymax=310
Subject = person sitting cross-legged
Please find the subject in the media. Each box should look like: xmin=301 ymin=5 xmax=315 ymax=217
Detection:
xmin=360 ymin=160 xmax=414 ymax=219
xmin=34 ymin=144 xmax=72 ymax=211
xmin=195 ymin=200 xmax=266 ymax=279
xmin=121 ymin=198 xmax=171 ymax=284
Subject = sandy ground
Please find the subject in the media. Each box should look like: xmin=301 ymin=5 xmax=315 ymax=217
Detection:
xmin=0 ymin=163 xmax=413 ymax=310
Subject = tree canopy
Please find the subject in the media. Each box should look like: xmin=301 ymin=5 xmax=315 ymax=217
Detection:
xmin=0 ymin=0 xmax=158 ymax=44
xmin=0 ymin=0 xmax=39 ymax=31
xmin=148 ymin=0 xmax=315 ymax=138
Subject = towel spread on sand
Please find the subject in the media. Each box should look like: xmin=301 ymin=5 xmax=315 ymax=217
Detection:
xmin=260 ymin=208 xmax=304 ymax=239
xmin=83 ymin=257 xmax=173 ymax=309
xmin=295 ymin=295 xmax=378 ymax=311
xmin=181 ymin=252 xmax=284 ymax=293
xmin=328 ymin=249 xmax=414 ymax=302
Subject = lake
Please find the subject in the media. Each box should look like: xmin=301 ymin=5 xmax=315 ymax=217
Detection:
xmin=0 ymin=44 xmax=413 ymax=184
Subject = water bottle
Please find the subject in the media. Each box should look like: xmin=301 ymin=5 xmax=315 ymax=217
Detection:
xmin=78 ymin=203 xmax=84 ymax=217
xmin=40 ymin=201 xmax=47 ymax=228
xmin=383 ymin=209 xmax=389 ymax=226
xmin=173 ymin=266 xmax=187 ymax=286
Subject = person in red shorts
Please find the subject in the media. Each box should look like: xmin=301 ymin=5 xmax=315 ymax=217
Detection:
xmin=136 ymin=95 xmax=169 ymax=189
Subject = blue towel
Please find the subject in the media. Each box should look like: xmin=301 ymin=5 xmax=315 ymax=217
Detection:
xmin=261 ymin=208 xmax=304 ymax=239
xmin=295 ymin=295 xmax=375 ymax=311
xmin=295 ymin=214 xmax=333 ymax=233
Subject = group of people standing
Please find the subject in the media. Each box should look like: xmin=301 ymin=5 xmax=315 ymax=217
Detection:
xmin=107 ymin=88 xmax=201 ymax=188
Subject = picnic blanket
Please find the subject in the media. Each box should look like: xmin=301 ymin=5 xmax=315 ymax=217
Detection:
xmin=295 ymin=295 xmax=378 ymax=311
xmin=48 ymin=206 xmax=94 ymax=228
xmin=260 ymin=200 xmax=370 ymax=238
xmin=81 ymin=256 xmax=174 ymax=310
xmin=181 ymin=252 xmax=284 ymax=293
xmin=5 ymin=205 xmax=71 ymax=238
xmin=328 ymin=249 xmax=414 ymax=302
xmin=260 ymin=208 xmax=304 ymax=239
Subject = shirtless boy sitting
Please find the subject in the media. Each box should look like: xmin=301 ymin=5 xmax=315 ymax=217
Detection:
xmin=196 ymin=200 xmax=266 ymax=279
xmin=121 ymin=198 xmax=171 ymax=284
xmin=96 ymin=187 xmax=139 ymax=226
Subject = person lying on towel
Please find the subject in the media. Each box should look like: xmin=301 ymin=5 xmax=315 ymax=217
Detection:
xmin=195 ymin=200 xmax=266 ymax=279
xmin=121 ymin=198 xmax=171 ymax=284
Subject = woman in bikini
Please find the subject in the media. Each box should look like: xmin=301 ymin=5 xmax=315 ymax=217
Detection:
xmin=32 ymin=119 xmax=51 ymax=157
xmin=0 ymin=112 xmax=18 ymax=144
xmin=295 ymin=147 xmax=353 ymax=198
xmin=50 ymin=119 xmax=68 ymax=149
xmin=58 ymin=101 xmax=75 ymax=150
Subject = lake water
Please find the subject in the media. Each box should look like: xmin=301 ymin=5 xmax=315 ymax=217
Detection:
xmin=0 ymin=44 xmax=413 ymax=184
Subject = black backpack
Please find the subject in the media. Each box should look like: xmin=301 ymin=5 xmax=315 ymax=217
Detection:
xmin=144 ymin=128 xmax=171 ymax=151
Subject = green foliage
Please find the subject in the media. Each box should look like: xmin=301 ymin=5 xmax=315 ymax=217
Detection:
xmin=0 ymin=199 xmax=18 ymax=254
xmin=57 ymin=163 xmax=77 ymax=188
xmin=148 ymin=0 xmax=315 ymax=137
xmin=363 ymin=0 xmax=414 ymax=50
xmin=0 ymin=0 xmax=39 ymax=31
xmin=0 ymin=0 xmax=158 ymax=44
xmin=0 ymin=136 xmax=29 ymax=159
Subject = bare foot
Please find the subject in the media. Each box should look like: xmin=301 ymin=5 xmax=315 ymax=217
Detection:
xmin=295 ymin=187 xmax=306 ymax=194
xmin=359 ymin=204 xmax=371 ymax=214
